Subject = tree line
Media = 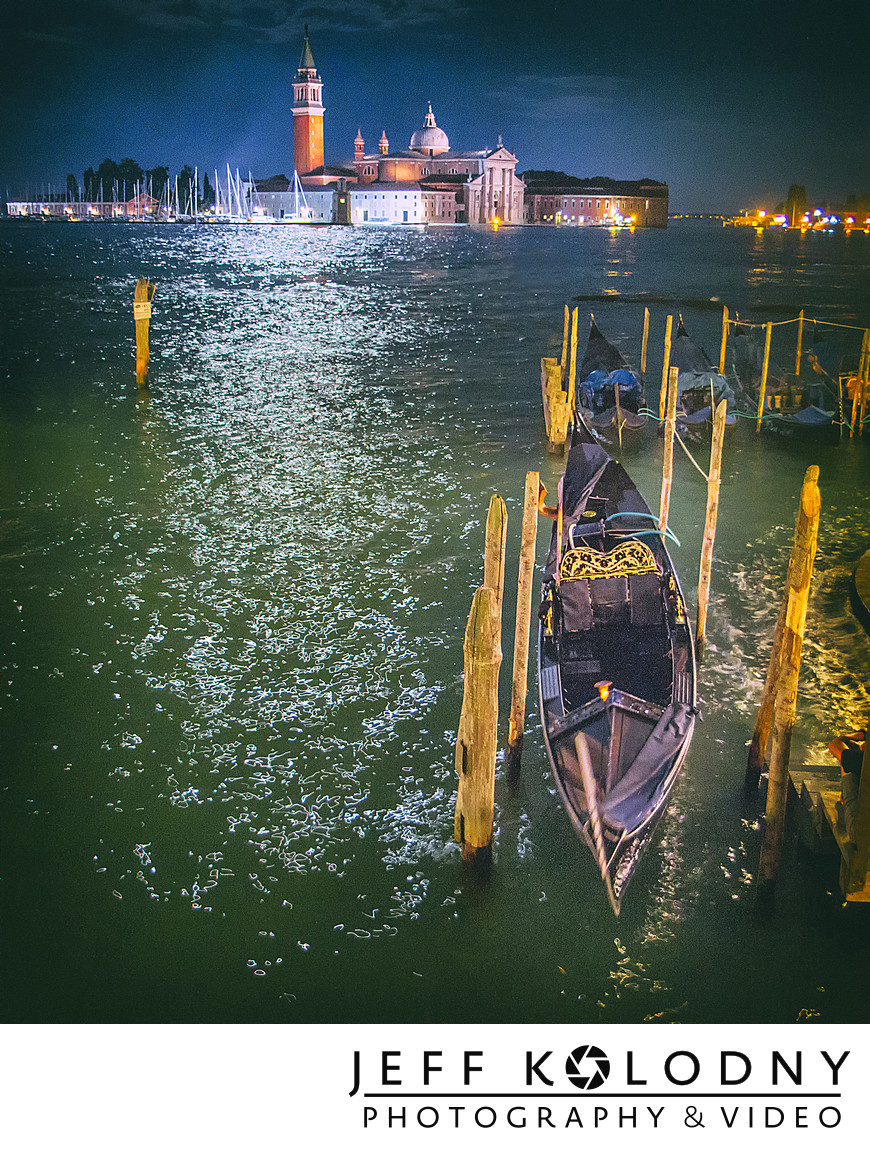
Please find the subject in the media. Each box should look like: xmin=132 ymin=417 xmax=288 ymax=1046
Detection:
xmin=69 ymin=158 xmax=215 ymax=205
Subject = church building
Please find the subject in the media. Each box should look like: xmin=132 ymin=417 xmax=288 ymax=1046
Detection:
xmin=353 ymin=104 xmax=525 ymax=225
xmin=259 ymin=31 xmax=524 ymax=225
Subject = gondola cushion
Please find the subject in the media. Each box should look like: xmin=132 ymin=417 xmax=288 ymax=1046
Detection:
xmin=629 ymin=573 xmax=662 ymax=627
xmin=560 ymin=579 xmax=593 ymax=631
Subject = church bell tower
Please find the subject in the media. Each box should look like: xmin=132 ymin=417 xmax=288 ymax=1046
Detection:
xmin=292 ymin=27 xmax=324 ymax=175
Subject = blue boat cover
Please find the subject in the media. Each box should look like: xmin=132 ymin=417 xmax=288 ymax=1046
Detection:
xmin=776 ymin=405 xmax=834 ymax=426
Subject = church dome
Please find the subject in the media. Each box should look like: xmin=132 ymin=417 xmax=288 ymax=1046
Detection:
xmin=409 ymin=104 xmax=449 ymax=155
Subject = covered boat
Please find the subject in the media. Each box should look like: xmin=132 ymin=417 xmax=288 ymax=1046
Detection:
xmin=538 ymin=416 xmax=697 ymax=913
xmin=576 ymin=318 xmax=646 ymax=429
xmin=729 ymin=323 xmax=840 ymax=434
xmin=669 ymin=317 xmax=736 ymax=424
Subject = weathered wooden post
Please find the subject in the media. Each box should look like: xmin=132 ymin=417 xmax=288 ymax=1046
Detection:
xmin=848 ymin=330 xmax=867 ymax=438
xmin=794 ymin=309 xmax=804 ymax=376
xmin=614 ymin=379 xmax=624 ymax=449
xmin=659 ymin=314 xmax=673 ymax=422
xmin=755 ymin=321 xmax=773 ymax=431
xmin=850 ymin=374 xmax=861 ymax=438
xmin=658 ymin=366 xmax=679 ymax=534
xmin=718 ymin=305 xmax=729 ymax=374
xmin=859 ymin=328 xmax=870 ymax=381
xmin=134 ymin=278 xmax=156 ymax=386
xmin=483 ymin=493 xmax=508 ymax=619
xmin=506 ymin=472 xmax=540 ymax=785
xmin=560 ymin=304 xmax=570 ymax=382
xmin=567 ymin=305 xmax=579 ymax=421
xmin=860 ymin=329 xmax=870 ymax=437
xmin=745 ymin=595 xmax=788 ymax=789
xmin=756 ymin=465 xmax=821 ymax=911
xmin=548 ymin=392 xmax=570 ymax=453
xmin=454 ymin=494 xmax=507 ymax=868
xmin=847 ymin=738 xmax=870 ymax=896
xmin=640 ymin=306 xmax=650 ymax=382
xmin=695 ymin=398 xmax=727 ymax=659
xmin=542 ymin=357 xmax=569 ymax=452
xmin=454 ymin=586 xmax=502 ymax=868
xmin=745 ymin=464 xmax=820 ymax=788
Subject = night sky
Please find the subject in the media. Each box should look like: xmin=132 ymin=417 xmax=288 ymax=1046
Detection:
xmin=1 ymin=1 xmax=867 ymax=213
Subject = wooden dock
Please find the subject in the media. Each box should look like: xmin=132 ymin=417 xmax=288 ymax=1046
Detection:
xmin=790 ymin=762 xmax=870 ymax=902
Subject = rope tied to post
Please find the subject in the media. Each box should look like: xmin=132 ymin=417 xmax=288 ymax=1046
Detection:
xmin=673 ymin=428 xmax=713 ymax=483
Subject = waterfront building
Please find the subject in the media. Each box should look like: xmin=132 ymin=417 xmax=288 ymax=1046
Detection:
xmin=5 ymin=192 xmax=161 ymax=220
xmin=251 ymin=178 xmax=337 ymax=223
xmin=523 ymin=174 xmax=669 ymax=227
xmin=350 ymin=184 xmax=424 ymax=225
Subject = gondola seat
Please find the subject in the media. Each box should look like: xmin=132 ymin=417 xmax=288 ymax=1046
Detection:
xmin=629 ymin=572 xmax=662 ymax=627
xmin=560 ymin=578 xmax=593 ymax=631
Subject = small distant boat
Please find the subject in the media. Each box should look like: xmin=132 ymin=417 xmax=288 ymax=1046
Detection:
xmin=576 ymin=318 xmax=646 ymax=430
xmin=669 ymin=317 xmax=736 ymax=424
xmin=538 ymin=414 xmax=697 ymax=914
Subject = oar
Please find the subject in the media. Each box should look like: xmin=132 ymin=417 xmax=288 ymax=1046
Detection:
xmin=573 ymin=731 xmax=610 ymax=887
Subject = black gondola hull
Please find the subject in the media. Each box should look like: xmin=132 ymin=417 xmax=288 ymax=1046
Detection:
xmin=537 ymin=416 xmax=696 ymax=912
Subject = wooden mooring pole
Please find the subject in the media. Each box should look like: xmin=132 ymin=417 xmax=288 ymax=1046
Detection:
xmin=718 ymin=305 xmax=729 ymax=374
xmin=640 ymin=306 xmax=650 ymax=383
xmin=134 ymin=278 xmax=155 ymax=386
xmin=483 ymin=493 xmax=508 ymax=617
xmin=756 ymin=465 xmax=821 ymax=911
xmin=454 ymin=586 xmax=502 ymax=868
xmin=745 ymin=464 xmax=821 ymax=790
xmin=850 ymin=374 xmax=861 ymax=438
xmin=455 ymin=494 xmax=507 ymax=868
xmin=695 ymin=398 xmax=728 ymax=659
xmin=566 ymin=305 xmax=579 ymax=424
xmin=560 ymin=304 xmax=570 ymax=382
xmin=860 ymin=328 xmax=870 ymax=437
xmin=755 ymin=321 xmax=772 ymax=431
xmin=506 ymin=472 xmax=540 ymax=785
xmin=794 ymin=309 xmax=804 ymax=376
xmin=658 ymin=366 xmax=678 ymax=534
xmin=659 ymin=314 xmax=673 ymax=423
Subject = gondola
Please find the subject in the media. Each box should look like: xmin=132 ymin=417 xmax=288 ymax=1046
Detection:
xmin=576 ymin=317 xmax=647 ymax=430
xmin=669 ymin=316 xmax=736 ymax=424
xmin=537 ymin=414 xmax=697 ymax=914
xmin=729 ymin=324 xmax=841 ymax=436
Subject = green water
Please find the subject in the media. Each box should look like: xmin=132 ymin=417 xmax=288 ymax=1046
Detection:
xmin=1 ymin=218 xmax=868 ymax=1023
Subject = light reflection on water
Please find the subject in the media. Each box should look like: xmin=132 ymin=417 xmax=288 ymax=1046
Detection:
xmin=1 ymin=219 xmax=869 ymax=1023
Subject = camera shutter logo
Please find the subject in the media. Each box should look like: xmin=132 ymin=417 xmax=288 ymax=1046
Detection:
xmin=565 ymin=1045 xmax=611 ymax=1090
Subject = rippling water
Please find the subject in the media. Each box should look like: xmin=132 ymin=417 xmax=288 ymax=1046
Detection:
xmin=1 ymin=218 xmax=869 ymax=1024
